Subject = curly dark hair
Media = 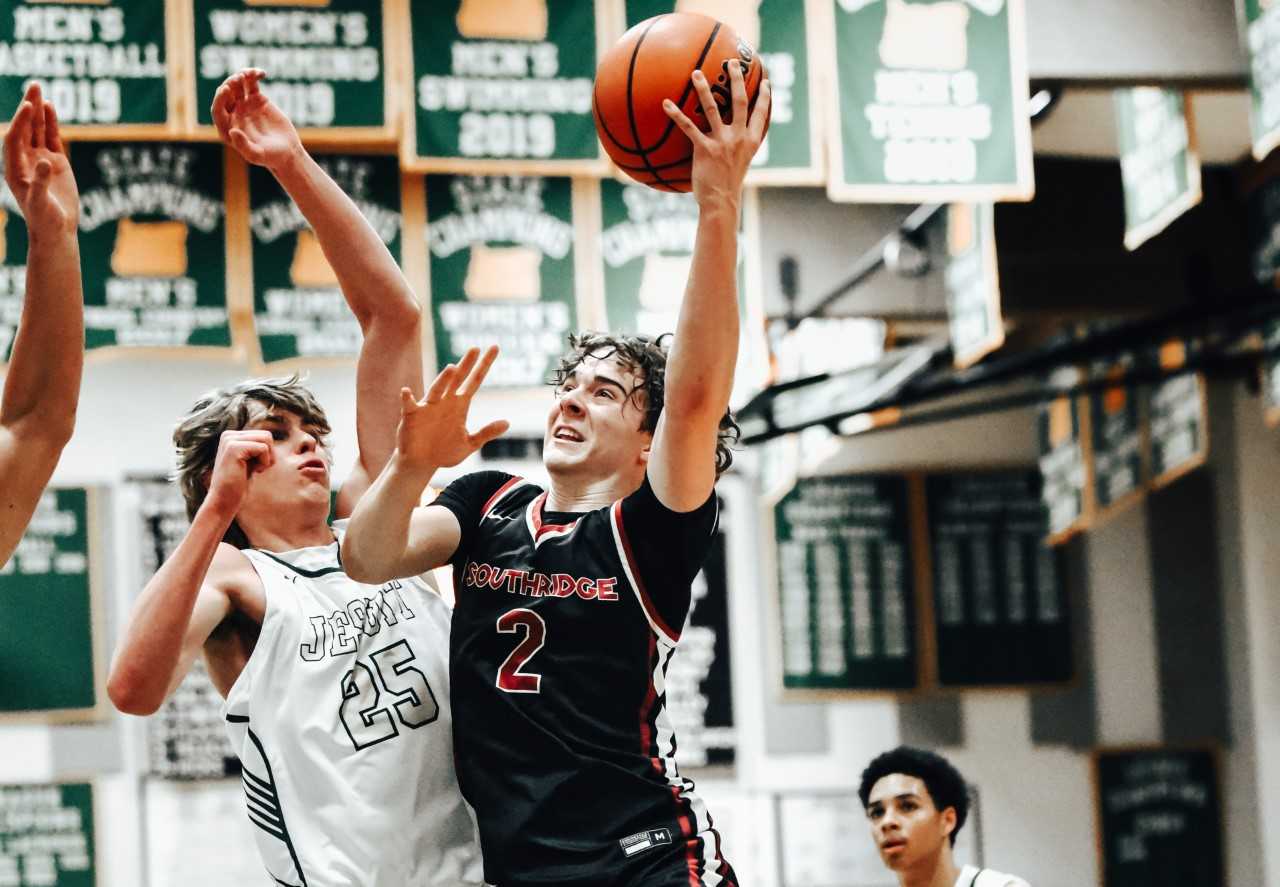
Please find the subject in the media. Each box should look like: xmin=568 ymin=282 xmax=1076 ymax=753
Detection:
xmin=551 ymin=332 xmax=740 ymax=476
xmin=858 ymin=746 xmax=971 ymax=846
xmin=172 ymin=376 xmax=332 ymax=549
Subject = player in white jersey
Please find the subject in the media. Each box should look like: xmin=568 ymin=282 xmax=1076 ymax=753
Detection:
xmin=860 ymin=747 xmax=1031 ymax=887
xmin=107 ymin=69 xmax=489 ymax=887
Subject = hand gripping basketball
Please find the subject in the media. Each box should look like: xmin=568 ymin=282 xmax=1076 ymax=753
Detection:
xmin=593 ymin=12 xmax=770 ymax=192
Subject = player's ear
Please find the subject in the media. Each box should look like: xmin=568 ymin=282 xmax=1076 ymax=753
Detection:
xmin=940 ymin=806 xmax=956 ymax=839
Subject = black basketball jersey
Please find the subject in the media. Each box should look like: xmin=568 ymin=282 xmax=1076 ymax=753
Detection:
xmin=434 ymin=470 xmax=736 ymax=887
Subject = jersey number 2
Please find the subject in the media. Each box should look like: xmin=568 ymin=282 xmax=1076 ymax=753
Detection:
xmin=339 ymin=639 xmax=440 ymax=750
xmin=496 ymin=609 xmax=546 ymax=693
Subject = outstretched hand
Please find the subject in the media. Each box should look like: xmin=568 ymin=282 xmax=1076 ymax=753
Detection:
xmin=211 ymin=68 xmax=302 ymax=170
xmin=662 ymin=61 xmax=770 ymax=208
xmin=397 ymin=346 xmax=509 ymax=470
xmin=3 ymin=82 xmax=78 ymax=236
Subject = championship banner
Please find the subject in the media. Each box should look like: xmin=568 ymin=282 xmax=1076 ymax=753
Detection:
xmin=189 ymin=0 xmax=394 ymax=142
xmin=131 ymin=475 xmax=241 ymax=780
xmin=1240 ymin=0 xmax=1280 ymax=161
xmin=1140 ymin=340 xmax=1208 ymax=489
xmin=1037 ymin=367 xmax=1093 ymax=545
xmin=0 ymin=160 xmax=27 ymax=362
xmin=624 ymin=0 xmax=824 ymax=185
xmin=72 ymin=141 xmax=232 ymax=352
xmin=0 ymin=0 xmax=179 ymax=137
xmin=425 ymin=173 xmax=579 ymax=387
xmin=1087 ymin=354 xmax=1145 ymax=523
xmin=594 ymin=178 xmax=769 ymax=405
xmin=1114 ymin=88 xmax=1201 ymax=251
xmin=0 ymin=489 xmax=100 ymax=721
xmin=403 ymin=0 xmax=606 ymax=174
xmin=0 ymin=783 xmax=95 ymax=887
xmin=944 ymin=201 xmax=1003 ymax=368
xmin=249 ymin=153 xmax=403 ymax=364
xmin=824 ymin=0 xmax=1033 ymax=203
xmin=773 ymin=474 xmax=918 ymax=693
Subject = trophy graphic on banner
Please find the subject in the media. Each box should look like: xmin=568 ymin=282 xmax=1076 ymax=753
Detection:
xmin=290 ymin=228 xmax=339 ymax=288
xmin=111 ymin=219 xmax=189 ymax=278
xmin=675 ymin=0 xmax=762 ymax=51
xmin=464 ymin=244 xmax=541 ymax=302
xmin=879 ymin=0 xmax=969 ymax=71
xmin=456 ymin=0 xmax=548 ymax=41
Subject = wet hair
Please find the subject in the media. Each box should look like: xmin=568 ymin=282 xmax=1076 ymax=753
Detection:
xmin=551 ymin=332 xmax=740 ymax=477
xmin=858 ymin=746 xmax=970 ymax=846
xmin=172 ymin=375 xmax=331 ymax=549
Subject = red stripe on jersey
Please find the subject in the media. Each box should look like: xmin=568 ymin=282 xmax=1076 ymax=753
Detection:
xmin=639 ymin=634 xmax=664 ymax=775
xmin=530 ymin=492 xmax=581 ymax=541
xmin=481 ymin=476 xmax=523 ymax=519
xmin=686 ymin=839 xmax=701 ymax=886
xmin=611 ymin=500 xmax=681 ymax=642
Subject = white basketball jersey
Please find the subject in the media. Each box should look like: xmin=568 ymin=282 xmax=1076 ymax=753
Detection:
xmin=955 ymin=865 xmax=1032 ymax=887
xmin=223 ymin=521 xmax=484 ymax=887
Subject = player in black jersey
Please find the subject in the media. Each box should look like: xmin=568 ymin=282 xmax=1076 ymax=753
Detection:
xmin=343 ymin=62 xmax=770 ymax=887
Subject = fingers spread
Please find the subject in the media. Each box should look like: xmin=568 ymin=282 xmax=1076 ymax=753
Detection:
xmin=425 ymin=364 xmax=458 ymax=403
xmin=692 ymin=70 xmax=723 ymax=133
xmin=470 ymin=419 xmax=510 ymax=448
xmin=456 ymin=345 xmax=499 ymax=398
xmin=400 ymin=387 xmax=419 ymax=414
xmin=729 ymin=59 xmax=748 ymax=125
xmin=664 ymin=99 xmax=707 ymax=146
xmin=748 ymin=78 xmax=771 ymax=141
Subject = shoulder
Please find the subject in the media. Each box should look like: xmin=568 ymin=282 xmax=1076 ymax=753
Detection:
xmin=976 ymin=868 xmax=1031 ymax=887
xmin=207 ymin=542 xmax=264 ymax=599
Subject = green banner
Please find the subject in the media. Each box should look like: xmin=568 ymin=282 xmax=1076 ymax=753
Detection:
xmin=0 ymin=783 xmax=94 ymax=886
xmin=426 ymin=174 xmax=577 ymax=386
xmin=250 ymin=154 xmax=401 ymax=363
xmin=0 ymin=0 xmax=168 ymax=128
xmin=1247 ymin=174 xmax=1280 ymax=287
xmin=192 ymin=0 xmax=387 ymax=132
xmin=1095 ymin=748 xmax=1223 ymax=887
xmin=407 ymin=0 xmax=599 ymax=169
xmin=827 ymin=0 xmax=1032 ymax=202
xmin=0 ymin=165 xmax=28 ymax=362
xmin=1088 ymin=356 xmax=1144 ymax=514
xmin=774 ymin=474 xmax=917 ymax=691
xmin=625 ymin=0 xmax=819 ymax=182
xmin=1114 ymin=88 xmax=1200 ymax=251
xmin=1242 ymin=0 xmax=1280 ymax=160
xmin=0 ymin=490 xmax=95 ymax=715
xmin=1037 ymin=368 xmax=1090 ymax=543
xmin=1144 ymin=342 xmax=1207 ymax=486
xmin=73 ymin=141 xmax=230 ymax=351
xmin=945 ymin=202 xmax=1002 ymax=367
xmin=928 ymin=471 xmax=1069 ymax=686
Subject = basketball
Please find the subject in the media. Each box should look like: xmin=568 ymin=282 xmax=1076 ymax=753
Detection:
xmin=593 ymin=12 xmax=768 ymax=192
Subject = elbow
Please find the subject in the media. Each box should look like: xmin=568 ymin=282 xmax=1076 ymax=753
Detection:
xmin=355 ymin=293 xmax=422 ymax=335
xmin=340 ymin=540 xmax=387 ymax=585
xmin=106 ymin=668 xmax=162 ymax=717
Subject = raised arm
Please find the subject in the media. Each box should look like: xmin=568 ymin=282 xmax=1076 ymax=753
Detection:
xmin=107 ymin=432 xmax=270 ymax=715
xmin=650 ymin=64 xmax=769 ymax=511
xmin=0 ymin=84 xmax=84 ymax=564
xmin=212 ymin=69 xmax=423 ymax=515
xmin=343 ymin=347 xmax=507 ymax=583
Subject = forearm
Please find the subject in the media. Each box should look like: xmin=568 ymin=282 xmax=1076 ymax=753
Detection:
xmin=107 ymin=502 xmax=233 ymax=713
xmin=343 ymin=452 xmax=438 ymax=583
xmin=1 ymin=227 xmax=83 ymax=440
xmin=666 ymin=202 xmax=740 ymax=416
xmin=270 ymin=147 xmax=417 ymax=327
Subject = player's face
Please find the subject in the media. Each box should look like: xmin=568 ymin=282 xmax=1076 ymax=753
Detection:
xmin=865 ymin=774 xmax=955 ymax=873
xmin=236 ymin=408 xmax=332 ymax=519
xmin=544 ymin=352 xmax=651 ymax=482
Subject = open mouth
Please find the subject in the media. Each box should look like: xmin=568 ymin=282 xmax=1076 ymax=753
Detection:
xmin=299 ymin=459 xmax=327 ymax=478
xmin=552 ymin=427 xmax=584 ymax=443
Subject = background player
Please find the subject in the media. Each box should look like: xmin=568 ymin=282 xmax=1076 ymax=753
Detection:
xmin=106 ymin=70 xmax=483 ymax=886
xmin=341 ymin=62 xmax=769 ymax=886
xmin=0 ymin=84 xmax=84 ymax=565
xmin=861 ymin=746 xmax=1032 ymax=887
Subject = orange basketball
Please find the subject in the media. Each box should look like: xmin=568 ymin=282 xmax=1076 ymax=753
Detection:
xmin=593 ymin=12 xmax=768 ymax=193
